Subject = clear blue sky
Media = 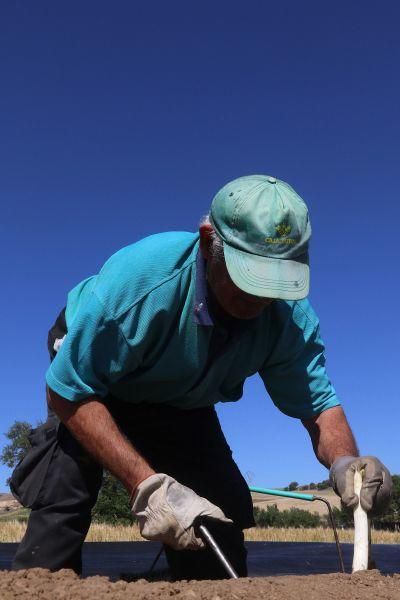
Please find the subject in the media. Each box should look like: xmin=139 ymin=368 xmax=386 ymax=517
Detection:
xmin=1 ymin=1 xmax=399 ymax=491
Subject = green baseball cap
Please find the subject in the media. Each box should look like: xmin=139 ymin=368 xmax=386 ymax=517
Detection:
xmin=209 ymin=174 xmax=311 ymax=300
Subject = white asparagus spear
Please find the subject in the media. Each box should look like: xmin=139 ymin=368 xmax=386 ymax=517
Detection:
xmin=352 ymin=469 xmax=371 ymax=572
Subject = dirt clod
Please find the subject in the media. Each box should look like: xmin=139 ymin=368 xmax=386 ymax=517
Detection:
xmin=0 ymin=568 xmax=399 ymax=599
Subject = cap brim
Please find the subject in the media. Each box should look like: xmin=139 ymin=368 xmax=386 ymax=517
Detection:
xmin=223 ymin=243 xmax=309 ymax=301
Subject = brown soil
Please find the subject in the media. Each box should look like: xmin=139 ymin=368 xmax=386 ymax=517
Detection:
xmin=1 ymin=569 xmax=399 ymax=599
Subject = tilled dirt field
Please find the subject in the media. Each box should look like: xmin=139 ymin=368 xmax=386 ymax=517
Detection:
xmin=0 ymin=569 xmax=400 ymax=599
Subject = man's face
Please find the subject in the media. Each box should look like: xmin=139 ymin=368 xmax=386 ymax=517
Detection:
xmin=205 ymin=254 xmax=273 ymax=319
xmin=199 ymin=223 xmax=273 ymax=320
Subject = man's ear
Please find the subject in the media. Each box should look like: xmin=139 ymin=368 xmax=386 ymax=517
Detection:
xmin=199 ymin=223 xmax=214 ymax=260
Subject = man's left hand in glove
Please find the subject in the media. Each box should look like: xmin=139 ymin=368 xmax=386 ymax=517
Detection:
xmin=330 ymin=455 xmax=392 ymax=516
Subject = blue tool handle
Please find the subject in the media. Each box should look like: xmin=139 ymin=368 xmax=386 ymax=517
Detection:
xmin=249 ymin=486 xmax=315 ymax=502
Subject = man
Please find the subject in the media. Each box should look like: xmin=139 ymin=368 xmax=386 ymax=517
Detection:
xmin=11 ymin=174 xmax=391 ymax=579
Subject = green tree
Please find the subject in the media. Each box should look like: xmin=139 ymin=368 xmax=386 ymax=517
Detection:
xmin=281 ymin=508 xmax=321 ymax=528
xmin=288 ymin=481 xmax=299 ymax=491
xmin=0 ymin=421 xmax=35 ymax=468
xmin=372 ymin=474 xmax=400 ymax=530
xmin=253 ymin=504 xmax=281 ymax=527
xmin=253 ymin=504 xmax=321 ymax=528
xmin=331 ymin=505 xmax=353 ymax=528
xmin=92 ymin=471 xmax=134 ymax=525
xmin=316 ymin=479 xmax=330 ymax=490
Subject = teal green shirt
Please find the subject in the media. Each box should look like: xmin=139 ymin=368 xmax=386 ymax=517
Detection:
xmin=46 ymin=231 xmax=340 ymax=419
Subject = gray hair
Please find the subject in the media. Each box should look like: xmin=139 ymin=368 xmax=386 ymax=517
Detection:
xmin=199 ymin=214 xmax=224 ymax=261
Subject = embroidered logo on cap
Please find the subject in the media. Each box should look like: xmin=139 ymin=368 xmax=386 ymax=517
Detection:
xmin=265 ymin=222 xmax=296 ymax=245
xmin=275 ymin=223 xmax=292 ymax=237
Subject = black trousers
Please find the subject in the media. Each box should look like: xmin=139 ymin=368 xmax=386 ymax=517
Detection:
xmin=11 ymin=310 xmax=255 ymax=579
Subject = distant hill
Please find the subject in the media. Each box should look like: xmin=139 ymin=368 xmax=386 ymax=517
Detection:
xmin=0 ymin=493 xmax=21 ymax=515
xmin=0 ymin=488 xmax=341 ymax=521
xmin=251 ymin=488 xmax=340 ymax=516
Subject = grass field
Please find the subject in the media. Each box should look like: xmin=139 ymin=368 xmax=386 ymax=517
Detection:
xmin=0 ymin=520 xmax=399 ymax=544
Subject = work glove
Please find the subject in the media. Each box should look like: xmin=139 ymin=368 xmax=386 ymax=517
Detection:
xmin=131 ymin=473 xmax=232 ymax=550
xmin=329 ymin=456 xmax=392 ymax=516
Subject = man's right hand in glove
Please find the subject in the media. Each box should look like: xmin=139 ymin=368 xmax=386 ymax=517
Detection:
xmin=47 ymin=391 xmax=231 ymax=551
xmin=131 ymin=473 xmax=232 ymax=550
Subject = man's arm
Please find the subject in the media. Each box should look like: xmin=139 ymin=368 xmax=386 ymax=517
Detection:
xmin=47 ymin=386 xmax=155 ymax=497
xmin=302 ymin=406 xmax=392 ymax=514
xmin=47 ymin=386 xmax=231 ymax=550
xmin=301 ymin=405 xmax=359 ymax=468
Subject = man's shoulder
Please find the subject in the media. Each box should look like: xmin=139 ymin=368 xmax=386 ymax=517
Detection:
xmin=94 ymin=231 xmax=199 ymax=317
xmin=99 ymin=230 xmax=199 ymax=282
xmin=103 ymin=231 xmax=197 ymax=264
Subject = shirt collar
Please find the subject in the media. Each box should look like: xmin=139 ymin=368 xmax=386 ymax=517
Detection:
xmin=193 ymin=248 xmax=214 ymax=326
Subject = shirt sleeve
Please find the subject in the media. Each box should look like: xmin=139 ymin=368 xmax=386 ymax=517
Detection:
xmin=258 ymin=300 xmax=341 ymax=419
xmin=46 ymin=291 xmax=137 ymax=401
